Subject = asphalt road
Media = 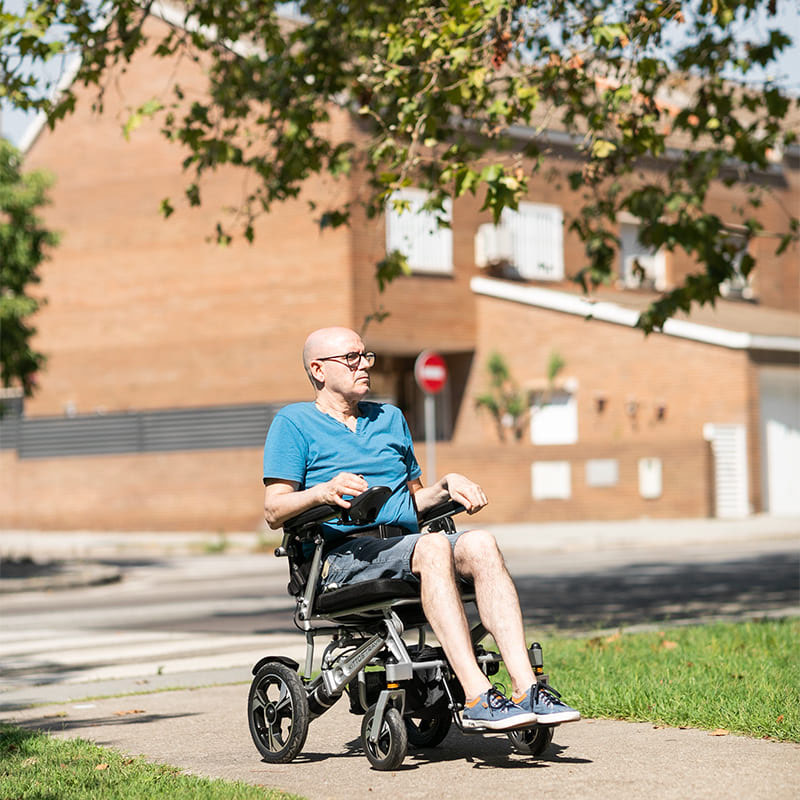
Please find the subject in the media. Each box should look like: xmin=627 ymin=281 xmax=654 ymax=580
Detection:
xmin=1 ymin=535 xmax=798 ymax=708
xmin=5 ymin=537 xmax=799 ymax=634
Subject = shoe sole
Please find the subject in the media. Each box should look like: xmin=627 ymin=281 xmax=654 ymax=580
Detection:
xmin=461 ymin=711 xmax=539 ymax=731
xmin=534 ymin=710 xmax=581 ymax=725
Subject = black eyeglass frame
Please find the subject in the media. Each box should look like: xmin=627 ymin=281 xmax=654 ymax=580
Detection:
xmin=315 ymin=351 xmax=376 ymax=370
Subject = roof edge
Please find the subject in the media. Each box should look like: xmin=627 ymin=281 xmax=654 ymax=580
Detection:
xmin=470 ymin=276 xmax=800 ymax=353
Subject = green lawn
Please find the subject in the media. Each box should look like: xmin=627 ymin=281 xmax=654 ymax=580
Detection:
xmin=508 ymin=617 xmax=800 ymax=741
xmin=0 ymin=724 xmax=301 ymax=800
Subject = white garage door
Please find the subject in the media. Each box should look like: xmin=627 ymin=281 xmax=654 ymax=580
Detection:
xmin=759 ymin=368 xmax=800 ymax=516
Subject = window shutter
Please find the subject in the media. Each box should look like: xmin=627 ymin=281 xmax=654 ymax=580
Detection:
xmin=386 ymin=189 xmax=453 ymax=274
xmin=502 ymin=202 xmax=564 ymax=280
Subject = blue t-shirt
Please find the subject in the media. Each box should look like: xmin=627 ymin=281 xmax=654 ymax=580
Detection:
xmin=262 ymin=401 xmax=422 ymax=537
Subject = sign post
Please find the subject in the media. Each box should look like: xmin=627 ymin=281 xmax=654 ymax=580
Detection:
xmin=414 ymin=351 xmax=448 ymax=485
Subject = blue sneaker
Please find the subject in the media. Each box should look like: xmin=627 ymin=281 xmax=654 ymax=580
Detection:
xmin=462 ymin=687 xmax=538 ymax=731
xmin=513 ymin=683 xmax=580 ymax=725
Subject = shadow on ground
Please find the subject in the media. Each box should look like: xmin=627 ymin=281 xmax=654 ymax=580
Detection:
xmin=513 ymin=551 xmax=799 ymax=631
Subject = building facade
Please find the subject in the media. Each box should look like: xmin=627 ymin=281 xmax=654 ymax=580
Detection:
xmin=1 ymin=14 xmax=798 ymax=530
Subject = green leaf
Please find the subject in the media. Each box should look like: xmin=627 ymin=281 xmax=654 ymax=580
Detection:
xmin=592 ymin=140 xmax=617 ymax=159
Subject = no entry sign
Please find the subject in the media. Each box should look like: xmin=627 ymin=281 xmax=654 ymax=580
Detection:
xmin=415 ymin=351 xmax=448 ymax=395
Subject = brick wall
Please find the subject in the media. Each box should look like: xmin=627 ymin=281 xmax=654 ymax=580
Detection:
xmin=417 ymin=439 xmax=712 ymax=523
xmin=23 ymin=17 xmax=352 ymax=417
xmin=0 ymin=449 xmax=266 ymax=531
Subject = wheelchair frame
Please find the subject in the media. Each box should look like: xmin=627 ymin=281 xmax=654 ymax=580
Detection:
xmin=247 ymin=487 xmax=555 ymax=770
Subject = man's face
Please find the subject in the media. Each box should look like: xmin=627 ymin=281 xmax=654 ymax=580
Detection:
xmin=313 ymin=331 xmax=372 ymax=400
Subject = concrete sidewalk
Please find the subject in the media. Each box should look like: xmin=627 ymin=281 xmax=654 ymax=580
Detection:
xmin=5 ymin=684 xmax=799 ymax=800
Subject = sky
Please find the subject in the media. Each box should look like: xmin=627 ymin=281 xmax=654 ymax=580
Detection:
xmin=1 ymin=0 xmax=799 ymax=150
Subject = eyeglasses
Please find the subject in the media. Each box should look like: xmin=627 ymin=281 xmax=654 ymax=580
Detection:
xmin=316 ymin=351 xmax=376 ymax=370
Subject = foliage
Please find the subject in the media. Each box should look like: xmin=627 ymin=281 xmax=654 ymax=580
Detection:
xmin=475 ymin=351 xmax=528 ymax=441
xmin=1 ymin=1 xmax=798 ymax=331
xmin=0 ymin=139 xmax=57 ymax=396
xmin=0 ymin=723 xmax=297 ymax=799
xmin=546 ymin=349 xmax=565 ymax=387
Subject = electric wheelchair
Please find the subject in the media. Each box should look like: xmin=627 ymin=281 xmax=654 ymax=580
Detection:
xmin=247 ymin=486 xmax=556 ymax=770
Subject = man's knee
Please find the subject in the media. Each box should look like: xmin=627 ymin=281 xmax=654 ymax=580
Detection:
xmin=412 ymin=531 xmax=455 ymax=575
xmin=454 ymin=529 xmax=504 ymax=572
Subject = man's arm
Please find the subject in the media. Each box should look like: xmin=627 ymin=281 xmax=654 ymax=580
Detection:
xmin=408 ymin=473 xmax=488 ymax=517
xmin=263 ymin=473 xmax=369 ymax=529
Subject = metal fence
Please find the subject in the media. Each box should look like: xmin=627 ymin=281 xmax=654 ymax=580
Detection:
xmin=0 ymin=403 xmax=280 ymax=459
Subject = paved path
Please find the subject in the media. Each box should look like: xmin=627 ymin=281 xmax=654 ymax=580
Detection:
xmin=2 ymin=518 xmax=798 ymax=798
xmin=6 ymin=685 xmax=799 ymax=800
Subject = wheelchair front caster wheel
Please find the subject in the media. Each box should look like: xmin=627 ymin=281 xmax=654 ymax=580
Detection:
xmin=405 ymin=711 xmax=451 ymax=748
xmin=361 ymin=704 xmax=408 ymax=770
xmin=248 ymin=662 xmax=309 ymax=763
xmin=507 ymin=725 xmax=554 ymax=756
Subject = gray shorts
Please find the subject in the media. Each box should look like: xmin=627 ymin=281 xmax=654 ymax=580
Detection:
xmin=320 ymin=530 xmax=465 ymax=592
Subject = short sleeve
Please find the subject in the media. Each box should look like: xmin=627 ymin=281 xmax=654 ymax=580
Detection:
xmin=262 ymin=413 xmax=309 ymax=486
xmin=399 ymin=411 xmax=421 ymax=481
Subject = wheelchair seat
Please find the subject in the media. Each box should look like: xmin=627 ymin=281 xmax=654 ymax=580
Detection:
xmin=314 ymin=577 xmax=419 ymax=613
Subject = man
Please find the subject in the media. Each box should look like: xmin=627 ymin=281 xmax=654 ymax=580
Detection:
xmin=263 ymin=326 xmax=579 ymax=731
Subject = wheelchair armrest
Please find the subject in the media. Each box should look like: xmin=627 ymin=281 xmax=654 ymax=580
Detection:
xmin=283 ymin=502 xmax=340 ymax=535
xmin=419 ymin=499 xmax=466 ymax=531
xmin=281 ymin=485 xmax=392 ymax=537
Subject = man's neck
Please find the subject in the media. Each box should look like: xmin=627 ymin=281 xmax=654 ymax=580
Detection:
xmin=314 ymin=393 xmax=360 ymax=430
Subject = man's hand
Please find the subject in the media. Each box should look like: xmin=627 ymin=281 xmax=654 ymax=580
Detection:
xmin=316 ymin=472 xmax=369 ymax=509
xmin=444 ymin=473 xmax=488 ymax=514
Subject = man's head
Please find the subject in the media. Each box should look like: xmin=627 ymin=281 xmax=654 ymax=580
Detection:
xmin=302 ymin=327 xmax=373 ymax=400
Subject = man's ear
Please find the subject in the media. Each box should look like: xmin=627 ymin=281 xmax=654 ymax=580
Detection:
xmin=309 ymin=360 xmax=325 ymax=389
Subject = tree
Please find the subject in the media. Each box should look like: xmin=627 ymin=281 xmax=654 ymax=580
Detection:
xmin=0 ymin=138 xmax=57 ymax=397
xmin=1 ymin=0 xmax=797 ymax=338
xmin=475 ymin=351 xmax=529 ymax=441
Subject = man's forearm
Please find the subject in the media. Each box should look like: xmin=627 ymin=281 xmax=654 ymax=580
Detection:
xmin=411 ymin=475 xmax=453 ymax=514
xmin=264 ymin=485 xmax=325 ymax=530
xmin=411 ymin=472 xmax=489 ymax=516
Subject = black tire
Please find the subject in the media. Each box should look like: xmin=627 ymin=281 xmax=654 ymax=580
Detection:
xmin=248 ymin=661 xmax=310 ymax=763
xmin=507 ymin=725 xmax=554 ymax=756
xmin=405 ymin=712 xmax=452 ymax=748
xmin=361 ymin=704 xmax=408 ymax=770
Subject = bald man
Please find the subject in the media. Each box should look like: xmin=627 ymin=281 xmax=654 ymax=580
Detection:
xmin=263 ymin=326 xmax=579 ymax=730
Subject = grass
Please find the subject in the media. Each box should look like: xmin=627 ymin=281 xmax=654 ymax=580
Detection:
xmin=497 ymin=618 xmax=800 ymax=741
xmin=0 ymin=724 xmax=302 ymax=800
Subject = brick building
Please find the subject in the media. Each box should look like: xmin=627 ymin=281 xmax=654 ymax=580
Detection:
xmin=1 ymin=12 xmax=798 ymax=530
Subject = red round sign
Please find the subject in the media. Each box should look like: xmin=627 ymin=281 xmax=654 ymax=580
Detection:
xmin=414 ymin=351 xmax=448 ymax=394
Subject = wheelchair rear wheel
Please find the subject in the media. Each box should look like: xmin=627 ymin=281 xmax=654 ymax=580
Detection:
xmin=507 ymin=725 xmax=554 ymax=756
xmin=361 ymin=705 xmax=408 ymax=770
xmin=248 ymin=661 xmax=310 ymax=763
xmin=405 ymin=711 xmax=452 ymax=748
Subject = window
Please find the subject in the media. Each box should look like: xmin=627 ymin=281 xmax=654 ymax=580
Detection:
xmin=475 ymin=202 xmax=564 ymax=281
xmin=532 ymin=461 xmax=572 ymax=500
xmin=503 ymin=202 xmax=564 ymax=280
xmin=530 ymin=389 xmax=578 ymax=445
xmin=585 ymin=459 xmax=619 ymax=488
xmin=638 ymin=457 xmax=663 ymax=500
xmin=386 ymin=188 xmax=453 ymax=275
xmin=619 ymin=221 xmax=666 ymax=290
xmin=719 ymin=232 xmax=754 ymax=300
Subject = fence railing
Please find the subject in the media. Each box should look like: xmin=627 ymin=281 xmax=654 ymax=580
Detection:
xmin=0 ymin=402 xmax=281 ymax=459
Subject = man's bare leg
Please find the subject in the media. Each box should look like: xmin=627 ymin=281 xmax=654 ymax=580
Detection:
xmin=411 ymin=532 xmax=491 ymax=700
xmin=453 ymin=529 xmax=537 ymax=696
